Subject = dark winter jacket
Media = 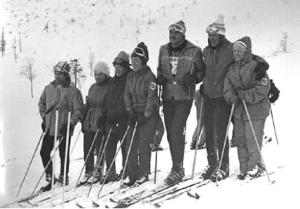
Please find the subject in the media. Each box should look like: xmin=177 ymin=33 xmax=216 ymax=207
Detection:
xmin=224 ymin=36 xmax=270 ymax=120
xmin=203 ymin=37 xmax=233 ymax=99
xmin=103 ymin=70 xmax=130 ymax=125
xmin=157 ymin=40 xmax=205 ymax=101
xmin=82 ymin=78 xmax=111 ymax=132
xmin=38 ymin=80 xmax=83 ymax=136
xmin=124 ymin=66 xmax=159 ymax=116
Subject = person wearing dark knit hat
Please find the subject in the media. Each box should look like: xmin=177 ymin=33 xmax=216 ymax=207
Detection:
xmin=99 ymin=51 xmax=132 ymax=183
xmin=38 ymin=60 xmax=83 ymax=186
xmin=123 ymin=42 xmax=159 ymax=186
xmin=157 ymin=21 xmax=205 ymax=186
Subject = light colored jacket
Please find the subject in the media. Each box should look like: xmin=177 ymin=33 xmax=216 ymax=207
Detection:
xmin=38 ymin=81 xmax=83 ymax=136
xmin=224 ymin=36 xmax=270 ymax=120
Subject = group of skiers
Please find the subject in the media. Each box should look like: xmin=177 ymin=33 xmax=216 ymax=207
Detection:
xmin=38 ymin=16 xmax=280 ymax=190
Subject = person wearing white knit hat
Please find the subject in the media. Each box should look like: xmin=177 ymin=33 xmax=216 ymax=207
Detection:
xmin=80 ymin=61 xmax=112 ymax=184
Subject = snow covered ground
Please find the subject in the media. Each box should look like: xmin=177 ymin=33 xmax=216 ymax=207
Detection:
xmin=0 ymin=0 xmax=300 ymax=208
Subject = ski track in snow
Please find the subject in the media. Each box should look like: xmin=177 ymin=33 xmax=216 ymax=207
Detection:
xmin=1 ymin=0 xmax=300 ymax=208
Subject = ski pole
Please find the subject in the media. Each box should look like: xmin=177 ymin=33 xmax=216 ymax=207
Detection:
xmin=191 ymin=98 xmax=204 ymax=179
xmin=87 ymin=128 xmax=112 ymax=197
xmin=154 ymin=86 xmax=162 ymax=184
xmin=97 ymin=125 xmax=130 ymax=198
xmin=269 ymin=103 xmax=279 ymax=145
xmin=70 ymin=129 xmax=81 ymax=154
xmin=31 ymin=136 xmax=64 ymax=196
xmin=119 ymin=121 xmax=138 ymax=188
xmin=17 ymin=131 xmax=45 ymax=197
xmin=242 ymin=99 xmax=271 ymax=183
xmin=62 ymin=108 xmax=71 ymax=206
xmin=51 ymin=108 xmax=59 ymax=206
xmin=73 ymin=129 xmax=99 ymax=191
xmin=215 ymin=103 xmax=235 ymax=185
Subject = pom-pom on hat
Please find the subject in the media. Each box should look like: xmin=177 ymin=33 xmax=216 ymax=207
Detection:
xmin=206 ymin=15 xmax=226 ymax=36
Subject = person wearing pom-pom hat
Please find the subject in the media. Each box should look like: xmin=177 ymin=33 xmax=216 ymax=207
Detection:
xmin=123 ymin=42 xmax=159 ymax=186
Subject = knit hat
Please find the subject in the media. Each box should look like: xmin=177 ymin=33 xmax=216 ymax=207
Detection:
xmin=233 ymin=40 xmax=247 ymax=53
xmin=206 ymin=15 xmax=226 ymax=36
xmin=94 ymin=61 xmax=110 ymax=76
xmin=168 ymin=20 xmax=186 ymax=35
xmin=131 ymin=42 xmax=149 ymax=65
xmin=53 ymin=61 xmax=70 ymax=74
xmin=113 ymin=51 xmax=130 ymax=68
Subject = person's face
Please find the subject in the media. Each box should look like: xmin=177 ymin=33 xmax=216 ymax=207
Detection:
xmin=131 ymin=57 xmax=143 ymax=71
xmin=208 ymin=33 xmax=220 ymax=48
xmin=94 ymin=71 xmax=107 ymax=83
xmin=169 ymin=30 xmax=184 ymax=46
xmin=114 ymin=64 xmax=127 ymax=77
xmin=54 ymin=70 xmax=66 ymax=84
xmin=233 ymin=48 xmax=246 ymax=62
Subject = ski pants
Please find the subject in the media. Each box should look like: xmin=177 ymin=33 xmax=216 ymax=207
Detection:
xmin=40 ymin=132 xmax=71 ymax=176
xmin=234 ymin=118 xmax=266 ymax=174
xmin=163 ymin=99 xmax=193 ymax=171
xmin=203 ymin=96 xmax=231 ymax=170
xmin=83 ymin=130 xmax=104 ymax=174
xmin=105 ymin=122 xmax=128 ymax=173
xmin=126 ymin=113 xmax=156 ymax=181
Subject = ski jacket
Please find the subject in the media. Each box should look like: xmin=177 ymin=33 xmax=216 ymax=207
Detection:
xmin=157 ymin=40 xmax=205 ymax=101
xmin=224 ymin=36 xmax=270 ymax=120
xmin=103 ymin=70 xmax=130 ymax=126
xmin=124 ymin=66 xmax=159 ymax=116
xmin=38 ymin=81 xmax=83 ymax=136
xmin=203 ymin=38 xmax=234 ymax=98
xmin=82 ymin=78 xmax=111 ymax=132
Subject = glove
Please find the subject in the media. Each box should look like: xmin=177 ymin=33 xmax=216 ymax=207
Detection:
xmin=60 ymin=123 xmax=74 ymax=137
xmin=41 ymin=118 xmax=46 ymax=132
xmin=96 ymin=116 xmax=106 ymax=135
xmin=237 ymin=89 xmax=246 ymax=99
xmin=127 ymin=111 xmax=138 ymax=125
xmin=268 ymin=79 xmax=280 ymax=103
xmin=254 ymin=62 xmax=267 ymax=80
xmin=157 ymin=75 xmax=166 ymax=85
xmin=228 ymin=95 xmax=238 ymax=104
xmin=183 ymin=73 xmax=196 ymax=86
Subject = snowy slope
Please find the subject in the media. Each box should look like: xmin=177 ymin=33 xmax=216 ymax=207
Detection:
xmin=1 ymin=0 xmax=300 ymax=208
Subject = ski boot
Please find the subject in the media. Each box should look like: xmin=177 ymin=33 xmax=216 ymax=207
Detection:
xmin=136 ymin=175 xmax=149 ymax=185
xmin=78 ymin=172 xmax=92 ymax=186
xmin=164 ymin=167 xmax=185 ymax=186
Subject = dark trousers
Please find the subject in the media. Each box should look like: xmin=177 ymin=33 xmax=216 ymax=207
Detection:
xmin=203 ymin=96 xmax=231 ymax=170
xmin=105 ymin=123 xmax=128 ymax=173
xmin=126 ymin=113 xmax=156 ymax=181
xmin=163 ymin=100 xmax=193 ymax=171
xmin=40 ymin=132 xmax=71 ymax=176
xmin=83 ymin=131 xmax=98 ymax=173
xmin=94 ymin=132 xmax=106 ymax=173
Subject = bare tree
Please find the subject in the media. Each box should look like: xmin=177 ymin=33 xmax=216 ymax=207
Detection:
xmin=88 ymin=47 xmax=95 ymax=76
xmin=69 ymin=59 xmax=86 ymax=89
xmin=280 ymin=32 xmax=288 ymax=53
xmin=20 ymin=58 xmax=36 ymax=98
xmin=0 ymin=28 xmax=6 ymax=57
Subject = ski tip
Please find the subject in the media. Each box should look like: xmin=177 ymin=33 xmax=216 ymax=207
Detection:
xmin=92 ymin=200 xmax=100 ymax=207
xmin=76 ymin=202 xmax=84 ymax=208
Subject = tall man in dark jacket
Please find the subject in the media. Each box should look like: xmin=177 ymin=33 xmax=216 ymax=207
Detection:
xmin=102 ymin=51 xmax=131 ymax=183
xmin=201 ymin=16 xmax=233 ymax=181
xmin=157 ymin=21 xmax=205 ymax=185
